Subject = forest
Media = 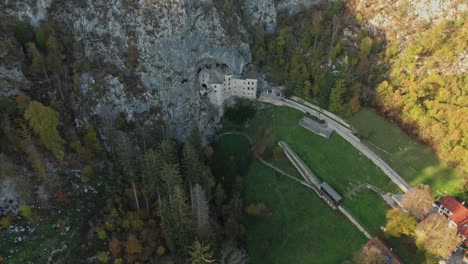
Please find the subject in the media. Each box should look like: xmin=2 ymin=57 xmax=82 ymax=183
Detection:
xmin=0 ymin=14 xmax=249 ymax=263
xmin=248 ymin=1 xmax=467 ymax=182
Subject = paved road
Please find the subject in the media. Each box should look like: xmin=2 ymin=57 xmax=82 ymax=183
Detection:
xmin=259 ymin=96 xmax=412 ymax=193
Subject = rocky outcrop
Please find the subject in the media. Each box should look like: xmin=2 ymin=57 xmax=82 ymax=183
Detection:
xmin=2 ymin=0 xmax=252 ymax=140
xmin=1 ymin=0 xmax=52 ymax=27
xmin=355 ymin=0 xmax=467 ymax=39
xmin=245 ymin=0 xmax=323 ymax=33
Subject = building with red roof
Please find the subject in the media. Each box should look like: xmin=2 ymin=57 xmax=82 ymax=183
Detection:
xmin=437 ymin=196 xmax=468 ymax=247
xmin=365 ymin=237 xmax=403 ymax=264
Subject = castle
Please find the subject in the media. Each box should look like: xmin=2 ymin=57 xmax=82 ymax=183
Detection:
xmin=199 ymin=68 xmax=258 ymax=107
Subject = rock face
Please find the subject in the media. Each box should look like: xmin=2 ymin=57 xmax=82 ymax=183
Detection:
xmin=245 ymin=0 xmax=323 ymax=33
xmin=355 ymin=0 xmax=467 ymax=39
xmin=2 ymin=0 xmax=252 ymax=140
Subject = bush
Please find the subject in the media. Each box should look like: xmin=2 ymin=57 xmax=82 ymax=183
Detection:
xmin=15 ymin=20 xmax=32 ymax=44
xmin=96 ymin=251 xmax=108 ymax=263
xmin=0 ymin=96 xmax=16 ymax=116
xmin=84 ymin=123 xmax=101 ymax=154
xmin=0 ymin=215 xmax=14 ymax=229
xmin=245 ymin=203 xmax=270 ymax=217
xmin=97 ymin=227 xmax=107 ymax=240
xmin=19 ymin=205 xmax=34 ymax=223
xmin=24 ymin=101 xmax=64 ymax=161
xmin=156 ymin=245 xmax=166 ymax=256
xmin=35 ymin=27 xmax=47 ymax=50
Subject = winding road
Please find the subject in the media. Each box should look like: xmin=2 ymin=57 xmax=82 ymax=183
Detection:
xmin=258 ymin=95 xmax=412 ymax=193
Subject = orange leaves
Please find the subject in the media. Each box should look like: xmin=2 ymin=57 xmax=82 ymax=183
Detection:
xmin=109 ymin=237 xmax=121 ymax=257
xmin=125 ymin=235 xmax=142 ymax=255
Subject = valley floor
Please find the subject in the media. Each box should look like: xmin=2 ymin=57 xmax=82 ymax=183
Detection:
xmin=215 ymin=104 xmax=460 ymax=263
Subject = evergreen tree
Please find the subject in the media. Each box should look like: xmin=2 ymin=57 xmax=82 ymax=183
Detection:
xmin=192 ymin=184 xmax=210 ymax=238
xmin=160 ymin=185 xmax=194 ymax=253
xmin=113 ymin=131 xmax=140 ymax=210
xmin=26 ymin=42 xmax=45 ymax=77
xmin=329 ymin=79 xmax=347 ymax=112
xmin=182 ymin=141 xmax=201 ymax=189
xmin=159 ymin=162 xmax=183 ymax=200
xmin=303 ymin=80 xmax=312 ymax=98
xmin=188 ymin=241 xmax=215 ymax=264
xmin=141 ymin=149 xmax=162 ymax=208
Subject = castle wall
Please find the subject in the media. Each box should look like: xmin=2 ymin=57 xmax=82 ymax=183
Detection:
xmin=224 ymin=75 xmax=257 ymax=99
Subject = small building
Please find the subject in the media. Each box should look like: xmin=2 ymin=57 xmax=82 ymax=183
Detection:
xmin=320 ymin=182 xmax=342 ymax=205
xmin=365 ymin=237 xmax=403 ymax=264
xmin=436 ymin=196 xmax=468 ymax=247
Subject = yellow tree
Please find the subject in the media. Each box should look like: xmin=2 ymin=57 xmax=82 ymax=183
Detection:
xmin=24 ymin=101 xmax=64 ymax=161
xmin=385 ymin=208 xmax=417 ymax=237
xmin=400 ymin=184 xmax=434 ymax=219
xmin=353 ymin=247 xmax=386 ymax=264
xmin=415 ymin=214 xmax=462 ymax=258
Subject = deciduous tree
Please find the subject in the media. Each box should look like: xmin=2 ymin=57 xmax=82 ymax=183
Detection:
xmin=24 ymin=101 xmax=64 ymax=161
xmin=352 ymin=247 xmax=386 ymax=264
xmin=384 ymin=208 xmax=417 ymax=237
xmin=400 ymin=184 xmax=433 ymax=219
xmin=414 ymin=213 xmax=462 ymax=258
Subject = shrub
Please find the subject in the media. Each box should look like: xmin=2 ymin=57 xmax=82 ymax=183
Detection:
xmin=19 ymin=205 xmax=34 ymax=223
xmin=24 ymin=101 xmax=64 ymax=161
xmin=203 ymin=146 xmax=214 ymax=160
xmin=0 ymin=96 xmax=16 ymax=116
xmin=109 ymin=237 xmax=121 ymax=257
xmin=245 ymin=203 xmax=270 ymax=217
xmin=96 ymin=251 xmax=108 ymax=263
xmin=126 ymin=235 xmax=142 ymax=255
xmin=272 ymin=146 xmax=284 ymax=160
xmin=97 ymin=227 xmax=107 ymax=240
xmin=35 ymin=27 xmax=47 ymax=50
xmin=84 ymin=123 xmax=101 ymax=153
xmin=0 ymin=215 xmax=14 ymax=229
xmin=156 ymin=245 xmax=166 ymax=256
xmin=14 ymin=20 xmax=32 ymax=44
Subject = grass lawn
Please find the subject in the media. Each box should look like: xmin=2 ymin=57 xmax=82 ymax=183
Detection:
xmin=243 ymin=106 xmax=399 ymax=194
xmin=348 ymin=108 xmax=464 ymax=199
xmin=217 ymin=105 xmax=451 ymax=263
xmin=243 ymin=161 xmax=367 ymax=264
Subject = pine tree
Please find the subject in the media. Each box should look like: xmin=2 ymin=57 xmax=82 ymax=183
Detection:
xmin=26 ymin=42 xmax=46 ymax=77
xmin=113 ymin=131 xmax=140 ymax=211
xmin=303 ymin=80 xmax=312 ymax=98
xmin=182 ymin=141 xmax=201 ymax=189
xmin=159 ymin=162 xmax=183 ymax=201
xmin=182 ymin=141 xmax=215 ymax=193
xmin=188 ymin=241 xmax=215 ymax=264
xmin=141 ymin=149 xmax=162 ymax=208
xmin=160 ymin=185 xmax=194 ymax=253
xmin=329 ymin=79 xmax=347 ymax=113
xmin=157 ymin=139 xmax=178 ymax=165
xmin=192 ymin=184 xmax=210 ymax=238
